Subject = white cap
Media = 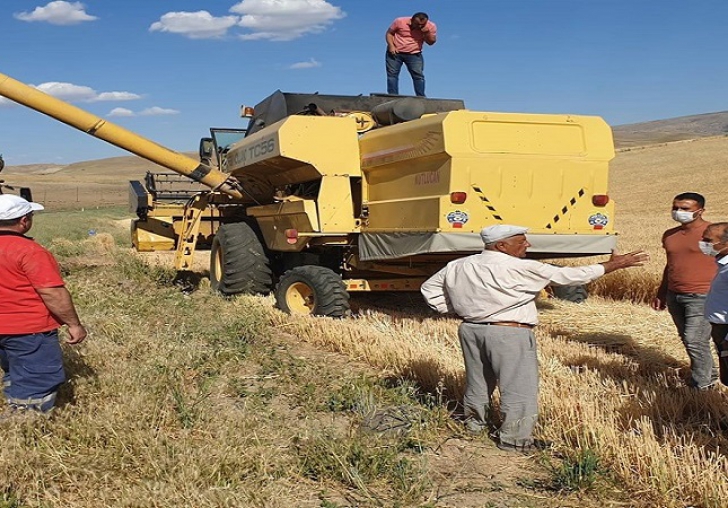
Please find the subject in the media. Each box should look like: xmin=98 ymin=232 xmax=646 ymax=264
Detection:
xmin=480 ymin=224 xmax=528 ymax=245
xmin=0 ymin=194 xmax=44 ymax=220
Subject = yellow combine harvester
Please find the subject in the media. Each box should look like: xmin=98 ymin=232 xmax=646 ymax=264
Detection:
xmin=0 ymin=72 xmax=617 ymax=317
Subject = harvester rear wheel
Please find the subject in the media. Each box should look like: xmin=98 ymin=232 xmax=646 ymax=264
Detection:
xmin=210 ymin=222 xmax=272 ymax=295
xmin=275 ymin=265 xmax=350 ymax=318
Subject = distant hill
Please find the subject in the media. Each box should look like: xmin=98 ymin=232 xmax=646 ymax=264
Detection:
xmin=3 ymin=152 xmax=198 ymax=180
xmin=613 ymin=111 xmax=728 ymax=148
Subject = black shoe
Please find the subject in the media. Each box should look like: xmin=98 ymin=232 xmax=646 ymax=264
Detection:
xmin=497 ymin=439 xmax=553 ymax=454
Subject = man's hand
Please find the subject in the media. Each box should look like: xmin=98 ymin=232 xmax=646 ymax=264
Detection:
xmin=66 ymin=323 xmax=87 ymax=344
xmin=601 ymin=250 xmax=650 ymax=274
xmin=387 ymin=45 xmax=398 ymax=55
xmin=651 ymin=296 xmax=667 ymax=311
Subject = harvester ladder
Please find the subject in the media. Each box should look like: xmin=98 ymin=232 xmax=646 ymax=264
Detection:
xmin=174 ymin=193 xmax=210 ymax=271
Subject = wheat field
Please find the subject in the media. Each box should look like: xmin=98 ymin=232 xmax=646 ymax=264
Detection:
xmin=268 ymin=136 xmax=728 ymax=506
xmin=3 ymin=136 xmax=728 ymax=506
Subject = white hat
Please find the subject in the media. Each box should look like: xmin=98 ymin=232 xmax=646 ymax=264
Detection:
xmin=0 ymin=194 xmax=44 ymax=220
xmin=480 ymin=224 xmax=528 ymax=244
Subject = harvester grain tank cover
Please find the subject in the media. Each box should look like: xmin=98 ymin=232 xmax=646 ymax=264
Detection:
xmin=245 ymin=90 xmax=465 ymax=135
xmin=358 ymin=232 xmax=618 ymax=261
xmin=371 ymin=98 xmax=425 ymax=125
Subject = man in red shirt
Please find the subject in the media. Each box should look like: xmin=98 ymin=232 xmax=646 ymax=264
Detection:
xmin=0 ymin=194 xmax=87 ymax=415
xmin=652 ymin=192 xmax=718 ymax=390
xmin=386 ymin=12 xmax=437 ymax=97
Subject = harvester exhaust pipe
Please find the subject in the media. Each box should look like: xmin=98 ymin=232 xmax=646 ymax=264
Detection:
xmin=371 ymin=97 xmax=426 ymax=126
xmin=0 ymin=71 xmax=243 ymax=199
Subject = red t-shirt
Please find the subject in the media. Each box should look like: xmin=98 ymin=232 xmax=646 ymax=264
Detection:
xmin=0 ymin=232 xmax=64 ymax=334
xmin=662 ymin=223 xmax=717 ymax=294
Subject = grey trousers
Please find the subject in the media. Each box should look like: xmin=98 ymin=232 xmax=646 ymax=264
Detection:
xmin=666 ymin=291 xmax=718 ymax=388
xmin=458 ymin=322 xmax=539 ymax=446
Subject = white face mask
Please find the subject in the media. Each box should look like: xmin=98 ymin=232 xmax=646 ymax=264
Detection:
xmin=699 ymin=241 xmax=721 ymax=257
xmin=672 ymin=209 xmax=698 ymax=224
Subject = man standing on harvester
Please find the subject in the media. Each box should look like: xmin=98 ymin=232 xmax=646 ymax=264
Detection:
xmin=386 ymin=12 xmax=437 ymax=97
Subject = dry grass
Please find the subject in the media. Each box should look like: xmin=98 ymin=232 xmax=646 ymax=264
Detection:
xmin=5 ymin=136 xmax=728 ymax=506
xmin=2 ymin=233 xmax=560 ymax=507
xmin=263 ymin=137 xmax=728 ymax=506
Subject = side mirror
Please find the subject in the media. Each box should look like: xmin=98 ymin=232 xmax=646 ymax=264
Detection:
xmin=199 ymin=138 xmax=215 ymax=163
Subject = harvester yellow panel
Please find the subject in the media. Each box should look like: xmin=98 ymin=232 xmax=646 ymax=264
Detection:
xmin=226 ymin=115 xmax=361 ymax=183
xmin=247 ymin=198 xmax=320 ymax=251
xmin=359 ymin=110 xmax=615 ymax=236
xmin=226 ymin=115 xmax=362 ymax=233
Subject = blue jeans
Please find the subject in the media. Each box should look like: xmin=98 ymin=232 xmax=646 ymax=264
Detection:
xmin=0 ymin=330 xmax=65 ymax=412
xmin=386 ymin=51 xmax=426 ymax=96
xmin=666 ymin=292 xmax=718 ymax=388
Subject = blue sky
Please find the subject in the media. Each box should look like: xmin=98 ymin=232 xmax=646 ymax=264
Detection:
xmin=0 ymin=0 xmax=727 ymax=165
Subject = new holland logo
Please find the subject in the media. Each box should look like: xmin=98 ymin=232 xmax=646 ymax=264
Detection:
xmin=588 ymin=213 xmax=609 ymax=229
xmin=446 ymin=210 xmax=469 ymax=228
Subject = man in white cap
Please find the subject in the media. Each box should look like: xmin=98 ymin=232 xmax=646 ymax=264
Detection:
xmin=421 ymin=224 xmax=648 ymax=452
xmin=0 ymin=194 xmax=87 ymax=417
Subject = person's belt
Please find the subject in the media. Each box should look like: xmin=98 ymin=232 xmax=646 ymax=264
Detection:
xmin=467 ymin=321 xmax=535 ymax=329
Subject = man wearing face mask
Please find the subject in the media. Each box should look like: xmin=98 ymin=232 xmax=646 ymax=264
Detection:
xmin=652 ymin=192 xmax=718 ymax=390
xmin=702 ymin=223 xmax=728 ymax=385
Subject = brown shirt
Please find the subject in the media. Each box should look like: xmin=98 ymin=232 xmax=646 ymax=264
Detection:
xmin=662 ymin=223 xmax=717 ymax=294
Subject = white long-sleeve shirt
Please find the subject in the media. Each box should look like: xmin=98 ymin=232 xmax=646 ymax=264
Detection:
xmin=705 ymin=256 xmax=728 ymax=324
xmin=420 ymin=250 xmax=605 ymax=325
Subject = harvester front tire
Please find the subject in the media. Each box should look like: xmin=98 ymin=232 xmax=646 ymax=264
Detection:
xmin=551 ymin=284 xmax=588 ymax=303
xmin=275 ymin=266 xmax=350 ymax=318
xmin=210 ymin=222 xmax=272 ymax=295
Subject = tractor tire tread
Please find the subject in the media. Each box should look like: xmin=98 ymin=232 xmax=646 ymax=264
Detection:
xmin=275 ymin=265 xmax=350 ymax=318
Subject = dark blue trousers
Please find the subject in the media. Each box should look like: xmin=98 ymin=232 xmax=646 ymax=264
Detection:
xmin=0 ymin=330 xmax=65 ymax=412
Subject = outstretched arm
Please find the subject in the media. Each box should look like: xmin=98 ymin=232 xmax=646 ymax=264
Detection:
xmin=600 ymin=250 xmax=649 ymax=274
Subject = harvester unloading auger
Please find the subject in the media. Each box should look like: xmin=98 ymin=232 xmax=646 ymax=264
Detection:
xmin=0 ymin=70 xmax=619 ymax=316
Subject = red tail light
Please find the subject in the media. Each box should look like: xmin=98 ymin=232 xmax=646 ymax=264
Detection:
xmin=285 ymin=229 xmax=298 ymax=244
xmin=592 ymin=195 xmax=609 ymax=206
xmin=450 ymin=192 xmax=467 ymax=204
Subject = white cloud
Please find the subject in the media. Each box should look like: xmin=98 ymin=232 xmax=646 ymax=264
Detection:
xmin=139 ymin=107 xmax=180 ymax=116
xmin=35 ymin=81 xmax=96 ymax=101
xmin=14 ymin=1 xmax=97 ymax=25
xmin=107 ymin=107 xmax=181 ymax=117
xmin=232 ymin=0 xmax=345 ymax=41
xmin=149 ymin=11 xmax=239 ymax=39
xmin=289 ymin=58 xmax=321 ymax=69
xmin=108 ymin=108 xmax=135 ymax=117
xmin=0 ymin=81 xmax=141 ymax=108
xmin=94 ymin=91 xmax=142 ymax=102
